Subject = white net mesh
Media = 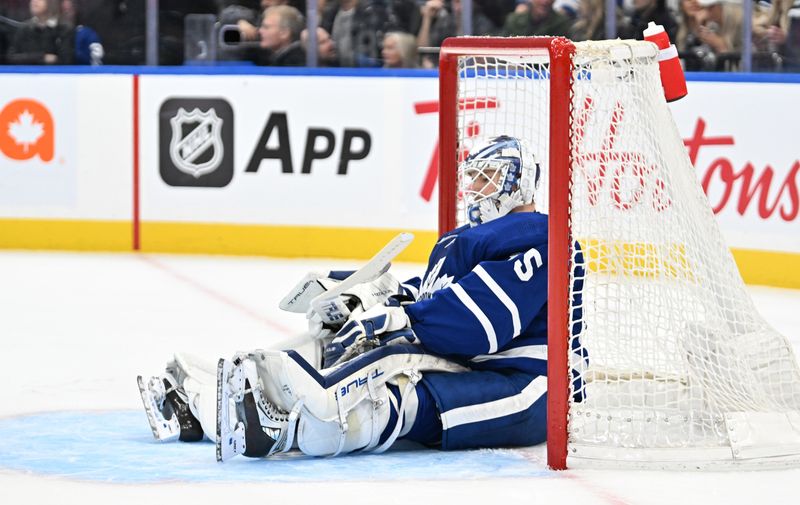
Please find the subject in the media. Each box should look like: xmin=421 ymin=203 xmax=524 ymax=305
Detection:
xmin=455 ymin=51 xmax=552 ymax=222
xmin=453 ymin=39 xmax=800 ymax=468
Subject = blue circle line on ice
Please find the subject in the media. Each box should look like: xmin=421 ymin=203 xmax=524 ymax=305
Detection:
xmin=0 ymin=410 xmax=551 ymax=483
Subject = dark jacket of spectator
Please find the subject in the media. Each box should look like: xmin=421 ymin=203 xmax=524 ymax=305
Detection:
xmin=78 ymin=0 xmax=144 ymax=65
xmin=8 ymin=17 xmax=73 ymax=64
xmin=269 ymin=39 xmax=305 ymax=65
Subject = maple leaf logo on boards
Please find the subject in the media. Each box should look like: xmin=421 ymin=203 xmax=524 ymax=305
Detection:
xmin=0 ymin=98 xmax=55 ymax=162
xmin=8 ymin=110 xmax=44 ymax=153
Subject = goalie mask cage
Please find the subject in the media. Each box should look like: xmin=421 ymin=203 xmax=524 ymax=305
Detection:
xmin=438 ymin=37 xmax=800 ymax=470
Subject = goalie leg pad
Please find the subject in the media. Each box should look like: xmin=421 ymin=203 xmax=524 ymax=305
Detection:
xmin=296 ymin=384 xmax=402 ymax=456
xmin=248 ymin=345 xmax=467 ymax=456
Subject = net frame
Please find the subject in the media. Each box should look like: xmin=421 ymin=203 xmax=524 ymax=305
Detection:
xmin=438 ymin=36 xmax=800 ymax=471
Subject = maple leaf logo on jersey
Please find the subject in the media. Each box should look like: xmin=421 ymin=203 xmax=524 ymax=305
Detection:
xmin=0 ymin=99 xmax=55 ymax=162
xmin=418 ymin=257 xmax=454 ymax=300
xmin=8 ymin=110 xmax=44 ymax=152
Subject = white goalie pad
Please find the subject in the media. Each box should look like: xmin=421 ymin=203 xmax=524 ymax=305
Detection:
xmin=235 ymin=345 xmax=467 ymax=456
xmin=249 ymin=345 xmax=467 ymax=423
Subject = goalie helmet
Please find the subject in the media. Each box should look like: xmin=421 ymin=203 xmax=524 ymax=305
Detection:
xmin=459 ymin=135 xmax=541 ymax=227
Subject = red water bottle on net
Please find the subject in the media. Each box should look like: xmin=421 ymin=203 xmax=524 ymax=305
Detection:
xmin=643 ymin=21 xmax=688 ymax=102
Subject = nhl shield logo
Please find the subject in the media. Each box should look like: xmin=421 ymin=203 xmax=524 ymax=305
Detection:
xmin=169 ymin=107 xmax=224 ymax=178
xmin=159 ymin=98 xmax=234 ymax=187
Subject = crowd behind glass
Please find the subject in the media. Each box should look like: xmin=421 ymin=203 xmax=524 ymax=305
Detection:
xmin=0 ymin=0 xmax=797 ymax=71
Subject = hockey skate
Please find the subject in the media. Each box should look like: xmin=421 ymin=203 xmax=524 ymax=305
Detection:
xmin=137 ymin=373 xmax=204 ymax=442
xmin=216 ymin=356 xmax=298 ymax=462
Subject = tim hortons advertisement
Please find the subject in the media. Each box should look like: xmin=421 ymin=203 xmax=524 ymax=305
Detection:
xmin=139 ymin=75 xmax=439 ymax=231
xmin=671 ymin=81 xmax=800 ymax=255
xmin=0 ymin=76 xmax=78 ymax=209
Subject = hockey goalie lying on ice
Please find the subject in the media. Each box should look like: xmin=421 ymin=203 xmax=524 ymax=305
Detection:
xmin=137 ymin=135 xmax=587 ymax=461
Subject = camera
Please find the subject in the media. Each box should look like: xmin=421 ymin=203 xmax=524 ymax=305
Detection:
xmin=219 ymin=24 xmax=243 ymax=46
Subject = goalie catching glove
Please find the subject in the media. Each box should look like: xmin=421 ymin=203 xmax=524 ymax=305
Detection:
xmin=279 ymin=270 xmax=402 ymax=339
xmin=323 ymin=297 xmax=417 ymax=369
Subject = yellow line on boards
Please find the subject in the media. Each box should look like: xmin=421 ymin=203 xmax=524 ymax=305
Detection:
xmin=0 ymin=219 xmax=798 ymax=288
xmin=139 ymin=222 xmax=438 ymax=263
xmin=0 ymin=219 xmax=131 ymax=251
xmin=731 ymin=248 xmax=800 ymax=289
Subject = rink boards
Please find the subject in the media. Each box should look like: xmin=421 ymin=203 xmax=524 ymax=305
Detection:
xmin=0 ymin=68 xmax=797 ymax=287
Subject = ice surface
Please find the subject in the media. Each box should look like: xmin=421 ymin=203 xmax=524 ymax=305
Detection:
xmin=0 ymin=251 xmax=798 ymax=505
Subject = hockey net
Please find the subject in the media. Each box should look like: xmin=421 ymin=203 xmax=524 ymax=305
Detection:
xmin=438 ymin=37 xmax=800 ymax=470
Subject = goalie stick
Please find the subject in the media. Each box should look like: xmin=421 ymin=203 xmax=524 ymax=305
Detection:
xmin=270 ymin=232 xmax=414 ymax=350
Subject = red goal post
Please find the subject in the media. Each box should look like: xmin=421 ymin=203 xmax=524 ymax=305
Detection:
xmin=438 ymin=36 xmax=575 ymax=470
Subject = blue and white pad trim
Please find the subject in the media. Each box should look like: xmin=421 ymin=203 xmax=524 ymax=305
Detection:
xmin=248 ymin=345 xmax=467 ymax=456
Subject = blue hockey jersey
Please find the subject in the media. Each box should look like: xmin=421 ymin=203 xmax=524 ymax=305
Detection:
xmin=402 ymin=211 xmax=584 ymax=376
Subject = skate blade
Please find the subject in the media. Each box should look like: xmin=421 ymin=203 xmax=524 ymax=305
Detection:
xmin=216 ymin=358 xmax=246 ymax=462
xmin=136 ymin=375 xmax=180 ymax=442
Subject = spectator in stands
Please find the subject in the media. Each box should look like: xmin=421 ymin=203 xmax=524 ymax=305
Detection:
xmin=753 ymin=0 xmax=800 ymax=70
xmin=553 ymin=0 xmax=580 ymax=19
xmin=235 ymin=0 xmax=286 ymax=42
xmin=617 ymin=0 xmax=678 ymax=41
xmin=692 ymin=0 xmax=743 ymax=70
xmin=7 ymin=0 xmax=72 ymax=64
xmin=60 ymin=0 xmax=103 ymax=64
xmin=321 ymin=0 xmax=420 ymax=67
xmin=381 ymin=30 xmax=418 ymax=67
xmin=570 ymin=0 xmax=627 ymax=40
xmin=258 ymin=4 xmax=306 ymax=65
xmin=417 ymin=0 xmax=497 ymax=67
xmin=301 ymin=26 xmax=340 ymax=66
xmin=501 ymin=0 xmax=572 ymax=37
xmin=675 ymin=0 xmax=712 ymax=69
xmin=77 ymin=0 xmax=144 ymax=65
xmin=322 ymin=0 xmax=362 ymax=66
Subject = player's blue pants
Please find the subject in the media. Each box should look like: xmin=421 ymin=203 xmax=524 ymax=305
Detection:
xmin=401 ymin=369 xmax=548 ymax=450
